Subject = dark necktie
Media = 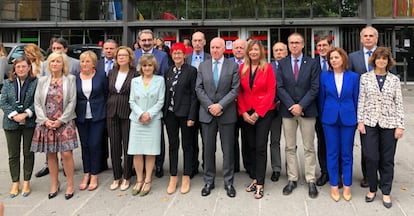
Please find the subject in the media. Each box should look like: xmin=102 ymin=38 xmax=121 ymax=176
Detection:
xmin=367 ymin=51 xmax=373 ymax=71
xmin=294 ymin=58 xmax=299 ymax=81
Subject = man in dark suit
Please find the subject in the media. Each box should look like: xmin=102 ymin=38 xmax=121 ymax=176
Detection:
xmin=95 ymin=39 xmax=118 ymax=172
xmin=228 ymin=38 xmax=246 ymax=174
xmin=269 ymin=41 xmax=288 ymax=182
xmin=314 ymin=36 xmax=332 ymax=187
xmin=348 ymin=26 xmax=381 ymax=188
xmin=195 ymin=37 xmax=240 ymax=198
xmin=185 ymin=31 xmax=211 ymax=178
xmin=133 ymin=29 xmax=168 ymax=177
xmin=278 ymin=33 xmax=320 ymax=198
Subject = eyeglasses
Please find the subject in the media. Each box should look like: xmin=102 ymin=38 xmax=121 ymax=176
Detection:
xmin=117 ymin=54 xmax=129 ymax=57
xmin=273 ymin=49 xmax=285 ymax=52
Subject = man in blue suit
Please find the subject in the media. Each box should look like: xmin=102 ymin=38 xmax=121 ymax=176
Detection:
xmin=133 ymin=29 xmax=168 ymax=178
xmin=278 ymin=33 xmax=320 ymax=198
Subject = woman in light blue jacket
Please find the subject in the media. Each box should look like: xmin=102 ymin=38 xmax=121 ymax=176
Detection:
xmin=128 ymin=54 xmax=165 ymax=196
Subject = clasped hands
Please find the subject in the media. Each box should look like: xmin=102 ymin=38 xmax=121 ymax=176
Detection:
xmin=288 ymin=104 xmax=303 ymax=116
xmin=12 ymin=113 xmax=27 ymax=124
xmin=139 ymin=112 xmax=152 ymax=124
xmin=44 ymin=119 xmax=62 ymax=130
xmin=208 ymin=103 xmax=223 ymax=117
xmin=242 ymin=112 xmax=259 ymax=125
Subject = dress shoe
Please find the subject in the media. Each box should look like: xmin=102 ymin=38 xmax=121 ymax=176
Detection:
xmin=35 ymin=165 xmax=49 ymax=178
xmin=9 ymin=182 xmax=19 ymax=198
xmin=225 ymin=185 xmax=236 ymax=198
xmin=365 ymin=192 xmax=376 ymax=202
xmin=48 ymin=184 xmax=60 ymax=199
xmin=316 ymin=173 xmax=329 ymax=186
xmin=88 ymin=175 xmax=98 ymax=191
xmin=308 ymin=182 xmax=318 ymax=198
xmin=360 ymin=178 xmax=369 ymax=188
xmin=383 ymin=200 xmax=392 ymax=208
xmin=131 ymin=182 xmax=143 ymax=196
xmin=155 ymin=167 xmax=164 ymax=178
xmin=282 ymin=181 xmax=297 ymax=195
xmin=180 ymin=175 xmax=191 ymax=194
xmin=120 ymin=179 xmax=130 ymax=191
xmin=65 ymin=192 xmax=74 ymax=200
xmin=139 ymin=182 xmax=151 ymax=196
xmin=271 ymin=171 xmax=280 ymax=182
xmin=201 ymin=184 xmax=215 ymax=196
xmin=22 ymin=181 xmax=31 ymax=197
xmin=167 ymin=176 xmax=178 ymax=194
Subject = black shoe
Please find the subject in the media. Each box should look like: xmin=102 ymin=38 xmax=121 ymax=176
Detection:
xmin=308 ymin=182 xmax=318 ymax=198
xmin=316 ymin=173 xmax=329 ymax=186
xmin=282 ymin=181 xmax=297 ymax=195
xmin=155 ymin=167 xmax=164 ymax=178
xmin=201 ymin=184 xmax=215 ymax=196
xmin=365 ymin=192 xmax=376 ymax=202
xmin=234 ymin=167 xmax=240 ymax=173
xmin=48 ymin=184 xmax=60 ymax=199
xmin=360 ymin=178 xmax=369 ymax=188
xmin=383 ymin=200 xmax=392 ymax=208
xmin=225 ymin=185 xmax=236 ymax=198
xmin=65 ymin=192 xmax=74 ymax=200
xmin=190 ymin=169 xmax=199 ymax=179
xmin=35 ymin=166 xmax=49 ymax=178
xmin=270 ymin=171 xmax=280 ymax=182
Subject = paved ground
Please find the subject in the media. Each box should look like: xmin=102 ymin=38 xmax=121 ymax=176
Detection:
xmin=0 ymin=85 xmax=413 ymax=216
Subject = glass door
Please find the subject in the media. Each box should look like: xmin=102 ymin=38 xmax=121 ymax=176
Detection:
xmin=219 ymin=29 xmax=240 ymax=58
xmin=246 ymin=29 xmax=270 ymax=61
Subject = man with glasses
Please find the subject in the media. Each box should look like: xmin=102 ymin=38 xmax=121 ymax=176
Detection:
xmin=277 ymin=33 xmax=320 ymax=198
xmin=133 ymin=29 xmax=168 ymax=178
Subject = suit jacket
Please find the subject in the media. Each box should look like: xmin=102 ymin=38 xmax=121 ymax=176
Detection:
xmin=184 ymin=52 xmax=212 ymax=66
xmin=163 ymin=63 xmax=198 ymax=121
xmin=34 ymin=74 xmax=77 ymax=124
xmin=357 ymin=71 xmax=404 ymax=129
xmin=96 ymin=59 xmax=108 ymax=77
xmin=195 ymin=57 xmax=240 ymax=124
xmin=41 ymin=56 xmax=80 ymax=76
xmin=133 ymin=48 xmax=168 ymax=76
xmin=319 ymin=71 xmax=359 ymax=126
xmin=237 ymin=63 xmax=276 ymax=117
xmin=349 ymin=50 xmax=397 ymax=75
xmin=106 ymin=68 xmax=138 ymax=119
xmin=277 ymin=55 xmax=320 ymax=118
xmin=75 ymin=72 xmax=108 ymax=123
xmin=0 ymin=77 xmax=38 ymax=130
xmin=129 ymin=75 xmax=165 ymax=122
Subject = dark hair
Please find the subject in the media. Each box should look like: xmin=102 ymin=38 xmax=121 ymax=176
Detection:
xmin=316 ymin=35 xmax=332 ymax=45
xmin=52 ymin=37 xmax=68 ymax=48
xmin=369 ymin=47 xmax=396 ymax=71
xmin=8 ymin=56 xmax=35 ymax=82
xmin=326 ymin=48 xmax=349 ymax=71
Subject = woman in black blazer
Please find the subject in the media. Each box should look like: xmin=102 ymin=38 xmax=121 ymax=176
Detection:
xmin=76 ymin=51 xmax=108 ymax=191
xmin=106 ymin=46 xmax=138 ymax=191
xmin=164 ymin=43 xmax=197 ymax=194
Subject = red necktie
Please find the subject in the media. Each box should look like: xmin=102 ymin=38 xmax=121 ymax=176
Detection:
xmin=294 ymin=58 xmax=299 ymax=80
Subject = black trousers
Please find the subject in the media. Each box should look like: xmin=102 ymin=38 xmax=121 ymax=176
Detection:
xmin=242 ymin=110 xmax=274 ymax=185
xmin=315 ymin=118 xmax=328 ymax=174
xmin=361 ymin=124 xmax=397 ymax=195
xmin=155 ymin=122 xmax=165 ymax=169
xmin=164 ymin=111 xmax=194 ymax=176
xmin=107 ymin=116 xmax=133 ymax=180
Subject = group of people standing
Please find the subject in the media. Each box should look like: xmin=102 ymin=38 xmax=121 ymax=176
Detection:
xmin=0 ymin=26 xmax=404 ymax=208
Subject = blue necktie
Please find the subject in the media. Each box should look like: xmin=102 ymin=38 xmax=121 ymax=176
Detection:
xmin=213 ymin=61 xmax=219 ymax=87
xmin=105 ymin=60 xmax=113 ymax=76
xmin=367 ymin=51 xmax=373 ymax=71
xmin=322 ymin=59 xmax=328 ymax=72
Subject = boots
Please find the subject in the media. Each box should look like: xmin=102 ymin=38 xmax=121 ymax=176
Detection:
xmin=167 ymin=176 xmax=178 ymax=194
xmin=180 ymin=175 xmax=190 ymax=194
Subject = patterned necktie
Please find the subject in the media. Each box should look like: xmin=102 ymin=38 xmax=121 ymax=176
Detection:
xmin=194 ymin=55 xmax=201 ymax=69
xmin=237 ymin=59 xmax=243 ymax=66
xmin=105 ymin=60 xmax=113 ymax=76
xmin=294 ymin=58 xmax=299 ymax=81
xmin=213 ymin=61 xmax=219 ymax=87
xmin=367 ymin=51 xmax=373 ymax=71
xmin=322 ymin=58 xmax=328 ymax=72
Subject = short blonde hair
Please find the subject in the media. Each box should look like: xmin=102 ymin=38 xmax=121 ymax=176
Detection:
xmin=79 ymin=50 xmax=98 ymax=68
xmin=46 ymin=51 xmax=70 ymax=76
xmin=137 ymin=54 xmax=159 ymax=75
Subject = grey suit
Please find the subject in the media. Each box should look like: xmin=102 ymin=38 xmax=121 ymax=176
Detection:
xmin=195 ymin=57 xmax=240 ymax=186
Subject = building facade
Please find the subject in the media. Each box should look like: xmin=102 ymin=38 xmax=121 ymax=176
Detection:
xmin=1 ymin=0 xmax=413 ymax=80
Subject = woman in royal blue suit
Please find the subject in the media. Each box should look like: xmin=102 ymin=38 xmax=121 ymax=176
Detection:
xmin=76 ymin=51 xmax=108 ymax=191
xmin=319 ymin=48 xmax=359 ymax=202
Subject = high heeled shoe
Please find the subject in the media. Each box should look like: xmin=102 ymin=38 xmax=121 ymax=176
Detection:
xmin=330 ymin=186 xmax=340 ymax=202
xmin=343 ymin=186 xmax=352 ymax=201
xmin=65 ymin=192 xmax=74 ymax=200
xmin=167 ymin=176 xmax=178 ymax=194
xmin=120 ymin=179 xmax=130 ymax=191
xmin=139 ymin=182 xmax=151 ymax=196
xmin=79 ymin=174 xmax=90 ymax=190
xmin=131 ymin=182 xmax=143 ymax=196
xmin=48 ymin=183 xmax=60 ymax=199
xmin=88 ymin=175 xmax=98 ymax=191
xmin=9 ymin=182 xmax=20 ymax=198
xmin=22 ymin=181 xmax=31 ymax=197
xmin=110 ymin=180 xmax=120 ymax=190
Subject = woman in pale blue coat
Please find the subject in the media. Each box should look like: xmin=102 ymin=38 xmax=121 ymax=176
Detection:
xmin=128 ymin=54 xmax=165 ymax=196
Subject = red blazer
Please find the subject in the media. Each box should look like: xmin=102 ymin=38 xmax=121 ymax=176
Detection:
xmin=237 ymin=63 xmax=276 ymax=117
